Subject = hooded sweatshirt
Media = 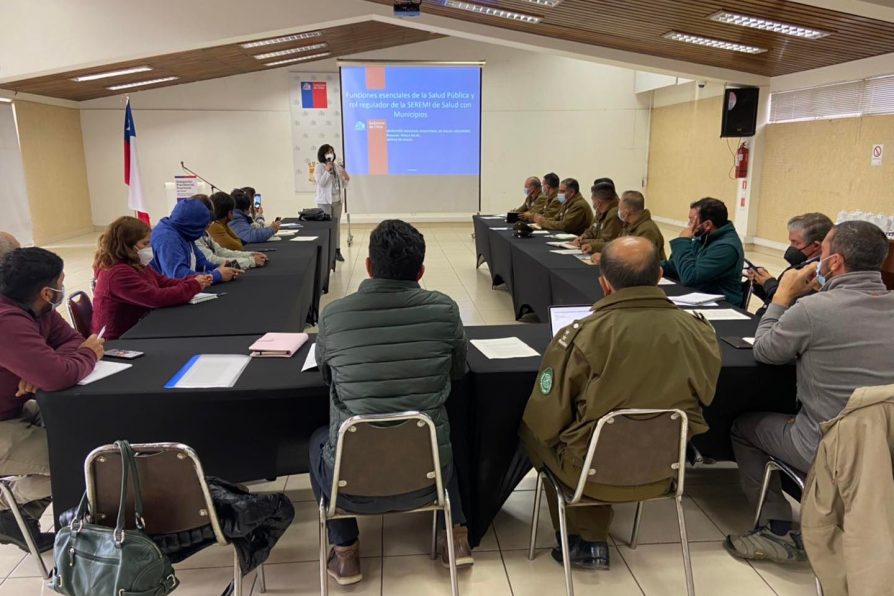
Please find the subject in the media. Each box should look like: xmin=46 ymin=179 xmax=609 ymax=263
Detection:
xmin=151 ymin=200 xmax=222 ymax=283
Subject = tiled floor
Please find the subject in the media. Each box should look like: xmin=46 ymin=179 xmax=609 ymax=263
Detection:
xmin=5 ymin=222 xmax=815 ymax=595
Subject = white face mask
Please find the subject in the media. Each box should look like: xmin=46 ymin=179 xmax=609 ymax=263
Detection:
xmin=137 ymin=246 xmax=154 ymax=266
xmin=45 ymin=285 xmax=65 ymax=310
xmin=325 ymin=153 xmax=335 ymax=162
xmin=617 ymin=210 xmax=626 ymax=223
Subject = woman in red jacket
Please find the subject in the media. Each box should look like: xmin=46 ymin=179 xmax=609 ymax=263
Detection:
xmin=91 ymin=216 xmax=212 ymax=339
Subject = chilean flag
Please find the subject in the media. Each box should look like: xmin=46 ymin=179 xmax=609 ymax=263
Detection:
xmin=124 ymin=99 xmax=150 ymax=225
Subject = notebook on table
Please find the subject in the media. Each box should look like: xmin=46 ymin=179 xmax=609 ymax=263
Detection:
xmin=249 ymin=332 xmax=310 ymax=358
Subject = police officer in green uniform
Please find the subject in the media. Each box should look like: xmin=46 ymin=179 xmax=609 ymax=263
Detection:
xmin=520 ymin=172 xmax=561 ymax=221
xmin=533 ymin=178 xmax=594 ymax=236
xmin=520 ymin=236 xmax=722 ymax=570
xmin=512 ymin=177 xmax=547 ymax=215
xmin=576 ymin=182 xmax=622 ymax=254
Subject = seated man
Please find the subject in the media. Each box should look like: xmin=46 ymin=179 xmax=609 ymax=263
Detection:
xmin=512 ymin=177 xmax=546 ymax=214
xmin=748 ymin=212 xmax=832 ymax=315
xmin=0 ymin=248 xmax=104 ymax=552
xmin=195 ymin=194 xmax=267 ymax=269
xmin=614 ymin=190 xmax=666 ymax=260
xmin=240 ymin=186 xmax=266 ymax=226
xmin=228 ymin=189 xmax=279 ymax=244
xmin=725 ymin=221 xmax=894 ymax=564
xmin=533 ymin=178 xmax=594 ymax=236
xmin=152 ymin=198 xmax=240 ymax=284
xmin=663 ymin=197 xmax=744 ymax=305
xmin=521 ymin=236 xmax=721 ymax=570
xmin=0 ymin=231 xmax=20 ymax=258
xmin=309 ymin=220 xmax=472 ymax=586
xmin=520 ymin=172 xmax=560 ymax=221
xmin=576 ymin=183 xmax=621 ymax=254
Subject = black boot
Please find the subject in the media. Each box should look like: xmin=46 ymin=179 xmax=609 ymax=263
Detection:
xmin=0 ymin=510 xmax=55 ymax=553
xmin=551 ymin=533 xmax=610 ymax=570
xmin=335 ymin=249 xmax=345 ymax=262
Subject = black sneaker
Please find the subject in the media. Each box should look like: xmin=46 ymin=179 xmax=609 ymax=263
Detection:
xmin=551 ymin=535 xmax=610 ymax=570
xmin=0 ymin=510 xmax=55 ymax=553
xmin=335 ymin=250 xmax=345 ymax=262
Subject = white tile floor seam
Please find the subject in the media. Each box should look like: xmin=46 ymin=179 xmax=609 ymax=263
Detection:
xmin=7 ymin=222 xmax=815 ymax=595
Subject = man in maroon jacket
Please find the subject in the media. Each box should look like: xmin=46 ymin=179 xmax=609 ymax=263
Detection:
xmin=0 ymin=248 xmax=104 ymax=552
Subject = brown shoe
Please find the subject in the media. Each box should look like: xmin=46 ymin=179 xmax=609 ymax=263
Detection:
xmin=327 ymin=542 xmax=363 ymax=586
xmin=439 ymin=525 xmax=474 ymax=568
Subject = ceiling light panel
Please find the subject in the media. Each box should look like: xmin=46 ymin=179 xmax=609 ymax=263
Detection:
xmin=443 ymin=1 xmax=541 ymax=24
xmin=709 ymin=11 xmax=830 ymax=40
xmin=107 ymin=76 xmax=179 ymax=91
xmin=521 ymin=0 xmax=562 ymax=6
xmin=241 ymin=31 xmax=322 ymax=48
xmin=72 ymin=66 xmax=153 ymax=82
xmin=662 ymin=31 xmax=767 ymax=54
xmin=265 ymin=52 xmax=332 ymax=67
xmin=253 ymin=43 xmax=328 ymax=60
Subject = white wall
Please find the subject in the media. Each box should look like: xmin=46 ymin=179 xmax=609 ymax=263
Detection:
xmin=80 ymin=36 xmax=651 ymax=225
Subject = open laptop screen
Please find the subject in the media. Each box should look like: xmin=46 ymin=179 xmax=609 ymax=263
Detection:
xmin=548 ymin=305 xmax=593 ymax=337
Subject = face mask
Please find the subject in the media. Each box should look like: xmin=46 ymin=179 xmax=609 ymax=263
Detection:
xmin=45 ymin=285 xmax=65 ymax=310
xmin=783 ymin=246 xmax=808 ymax=268
xmin=617 ymin=210 xmax=626 ymax=223
xmin=815 ymin=255 xmax=834 ymax=287
xmin=138 ymin=246 xmax=154 ymax=266
xmin=325 ymin=153 xmax=335 ymax=161
xmin=523 ymin=188 xmax=530 ymax=197
xmin=557 ymin=193 xmax=567 ymax=204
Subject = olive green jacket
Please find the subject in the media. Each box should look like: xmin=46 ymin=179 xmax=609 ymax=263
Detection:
xmin=513 ymin=192 xmax=547 ymax=214
xmin=623 ymin=209 xmax=667 ymax=260
xmin=579 ymin=198 xmax=622 ymax=251
xmin=520 ymin=286 xmax=721 ymax=468
xmin=539 ymin=190 xmax=561 ymax=219
xmin=539 ymin=193 xmax=594 ymax=236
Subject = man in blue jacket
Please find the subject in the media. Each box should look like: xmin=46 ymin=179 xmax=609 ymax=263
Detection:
xmin=151 ymin=199 xmax=240 ymax=284
xmin=663 ymin=198 xmax=745 ymax=306
xmin=228 ymin=190 xmax=279 ymax=245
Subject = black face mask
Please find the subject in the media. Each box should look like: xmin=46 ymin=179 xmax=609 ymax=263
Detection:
xmin=783 ymin=246 xmax=808 ymax=267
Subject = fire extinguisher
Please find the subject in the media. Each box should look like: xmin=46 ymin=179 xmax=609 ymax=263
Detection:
xmin=735 ymin=141 xmax=749 ymax=179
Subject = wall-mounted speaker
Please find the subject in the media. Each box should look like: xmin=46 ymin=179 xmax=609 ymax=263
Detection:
xmin=721 ymin=87 xmax=759 ymax=137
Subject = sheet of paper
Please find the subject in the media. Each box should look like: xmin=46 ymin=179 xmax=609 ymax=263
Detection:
xmin=549 ymin=233 xmax=577 ymax=240
xmin=674 ymin=300 xmax=719 ymax=307
xmin=470 ymin=338 xmax=540 ymax=360
xmin=658 ymin=278 xmax=675 ymax=286
xmin=549 ymin=305 xmax=593 ymax=336
xmin=165 ymin=354 xmax=251 ymax=389
xmin=575 ymin=255 xmax=597 ymax=265
xmin=685 ymin=309 xmax=751 ymax=321
xmin=78 ymin=361 xmax=132 ymax=385
xmin=275 ymin=230 xmax=298 ymax=237
xmin=670 ymin=292 xmax=726 ymax=306
xmin=550 ymin=249 xmax=583 ymax=255
xmin=278 ymin=223 xmax=302 ymax=229
xmin=189 ymin=292 xmax=218 ymax=305
xmin=531 ymin=230 xmax=550 ymax=235
xmin=302 ymin=343 xmax=318 ymax=371
xmin=490 ymin=227 xmax=510 ymax=231
xmin=289 ymin=236 xmax=319 ymax=242
xmin=743 ymin=337 xmax=755 ymax=345
xmin=480 ymin=216 xmax=503 ymax=219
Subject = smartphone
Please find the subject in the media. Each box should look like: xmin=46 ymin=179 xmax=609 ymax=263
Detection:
xmin=253 ymin=194 xmax=262 ymax=209
xmin=721 ymin=336 xmax=754 ymax=349
xmin=743 ymin=258 xmax=758 ymax=270
xmin=105 ymin=349 xmax=144 ymax=360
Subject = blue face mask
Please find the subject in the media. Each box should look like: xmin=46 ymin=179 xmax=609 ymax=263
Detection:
xmin=557 ymin=193 xmax=567 ymax=204
xmin=815 ymin=255 xmax=833 ymax=287
xmin=523 ymin=188 xmax=530 ymax=197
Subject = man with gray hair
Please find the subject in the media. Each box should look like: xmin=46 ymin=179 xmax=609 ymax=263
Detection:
xmin=512 ymin=176 xmax=546 ymax=214
xmin=0 ymin=232 xmax=20 ymax=259
xmin=748 ymin=213 xmax=833 ymax=314
xmin=521 ymin=236 xmax=721 ymax=571
xmin=726 ymin=220 xmax=894 ymax=564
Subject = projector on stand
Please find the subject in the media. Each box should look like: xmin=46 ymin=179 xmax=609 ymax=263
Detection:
xmin=394 ymin=0 xmax=422 ymax=17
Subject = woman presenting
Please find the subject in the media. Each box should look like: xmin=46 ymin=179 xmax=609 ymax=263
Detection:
xmin=314 ymin=144 xmax=350 ymax=262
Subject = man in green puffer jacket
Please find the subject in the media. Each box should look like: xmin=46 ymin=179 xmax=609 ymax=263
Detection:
xmin=309 ymin=220 xmax=472 ymax=587
xmin=663 ymin=197 xmax=745 ymax=306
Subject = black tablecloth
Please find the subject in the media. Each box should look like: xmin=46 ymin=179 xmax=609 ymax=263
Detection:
xmin=283 ymin=218 xmax=337 ymax=278
xmin=122 ymin=253 xmax=316 ymax=339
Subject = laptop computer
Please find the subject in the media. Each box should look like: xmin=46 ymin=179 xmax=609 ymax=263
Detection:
xmin=548 ymin=304 xmax=593 ymax=337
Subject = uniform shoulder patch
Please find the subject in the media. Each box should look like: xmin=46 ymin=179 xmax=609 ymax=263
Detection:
xmin=539 ymin=367 xmax=554 ymax=395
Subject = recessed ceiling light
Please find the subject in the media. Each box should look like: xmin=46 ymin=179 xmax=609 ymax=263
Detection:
xmin=520 ymin=0 xmax=562 ymax=6
xmin=241 ymin=31 xmax=322 ymax=48
xmin=72 ymin=66 xmax=153 ymax=82
xmin=709 ymin=11 xmax=830 ymax=40
xmin=0 ymin=98 xmax=11 ymax=103
xmin=107 ymin=76 xmax=179 ymax=91
xmin=443 ymin=0 xmax=541 ymax=24
xmin=662 ymin=31 xmax=767 ymax=54
xmin=264 ymin=52 xmax=332 ymax=67
xmin=253 ymin=43 xmax=329 ymax=60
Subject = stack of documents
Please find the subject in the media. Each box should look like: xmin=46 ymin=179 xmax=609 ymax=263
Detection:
xmin=165 ymin=354 xmax=251 ymax=389
xmin=669 ymin=292 xmax=725 ymax=306
xmin=470 ymin=338 xmax=540 ymax=360
xmin=249 ymin=333 xmax=309 ymax=358
xmin=546 ymin=241 xmax=579 ymax=250
xmin=275 ymin=230 xmax=298 ymax=237
xmin=78 ymin=361 xmax=132 ymax=386
xmin=189 ymin=293 xmax=219 ymax=305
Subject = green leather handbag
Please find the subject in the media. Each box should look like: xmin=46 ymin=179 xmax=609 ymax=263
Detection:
xmin=49 ymin=441 xmax=179 ymax=596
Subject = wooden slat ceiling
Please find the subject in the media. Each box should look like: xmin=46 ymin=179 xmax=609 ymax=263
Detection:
xmin=368 ymin=0 xmax=894 ymax=77
xmin=0 ymin=22 xmax=443 ymax=102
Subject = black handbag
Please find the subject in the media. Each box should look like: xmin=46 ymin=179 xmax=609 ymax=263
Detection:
xmin=50 ymin=441 xmax=179 ymax=596
xmin=299 ymin=208 xmax=331 ymax=221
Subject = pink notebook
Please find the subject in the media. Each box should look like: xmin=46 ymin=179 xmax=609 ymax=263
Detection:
xmin=249 ymin=333 xmax=309 ymax=358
